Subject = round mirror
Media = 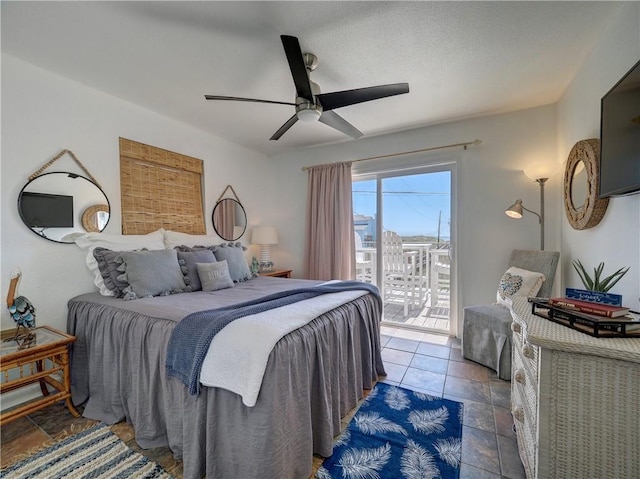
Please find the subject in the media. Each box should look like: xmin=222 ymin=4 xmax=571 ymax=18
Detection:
xmin=18 ymin=172 xmax=110 ymax=243
xmin=570 ymin=160 xmax=588 ymax=212
xmin=563 ymin=139 xmax=608 ymax=230
xmin=212 ymin=198 xmax=246 ymax=241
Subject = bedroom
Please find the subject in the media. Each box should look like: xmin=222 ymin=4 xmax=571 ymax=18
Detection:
xmin=1 ymin=1 xmax=639 ymax=478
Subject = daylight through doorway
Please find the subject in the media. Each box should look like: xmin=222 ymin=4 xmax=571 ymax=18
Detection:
xmin=353 ymin=168 xmax=453 ymax=334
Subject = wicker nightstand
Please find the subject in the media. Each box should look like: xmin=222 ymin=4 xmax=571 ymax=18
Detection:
xmin=0 ymin=325 xmax=80 ymax=425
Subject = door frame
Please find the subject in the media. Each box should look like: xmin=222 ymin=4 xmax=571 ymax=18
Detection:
xmin=352 ymin=160 xmax=458 ymax=336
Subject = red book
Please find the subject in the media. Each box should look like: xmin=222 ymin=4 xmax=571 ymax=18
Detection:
xmin=549 ymin=297 xmax=630 ymax=318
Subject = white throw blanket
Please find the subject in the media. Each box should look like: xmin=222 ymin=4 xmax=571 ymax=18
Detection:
xmin=199 ymin=288 xmax=367 ymax=407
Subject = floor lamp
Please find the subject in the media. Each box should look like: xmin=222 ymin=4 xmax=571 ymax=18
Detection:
xmin=505 ymin=177 xmax=547 ymax=250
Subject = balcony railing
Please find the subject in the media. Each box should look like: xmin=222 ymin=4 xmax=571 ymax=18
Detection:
xmin=356 ymin=242 xmax=451 ymax=330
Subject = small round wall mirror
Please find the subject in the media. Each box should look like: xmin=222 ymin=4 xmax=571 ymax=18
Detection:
xmin=563 ymin=139 xmax=608 ymax=230
xmin=18 ymin=172 xmax=111 ymax=243
xmin=212 ymin=198 xmax=246 ymax=241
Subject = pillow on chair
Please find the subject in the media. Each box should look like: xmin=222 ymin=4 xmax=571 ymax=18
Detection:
xmin=496 ymin=266 xmax=545 ymax=306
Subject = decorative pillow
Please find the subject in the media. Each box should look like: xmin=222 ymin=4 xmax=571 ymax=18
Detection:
xmin=118 ymin=249 xmax=187 ymax=300
xmin=197 ymin=260 xmax=235 ymax=292
xmin=74 ymin=229 xmax=166 ymax=296
xmin=93 ymin=247 xmax=132 ymax=297
xmin=163 ymin=230 xmax=219 ymax=249
xmin=177 ymin=250 xmax=217 ymax=291
xmin=496 ymin=266 xmax=546 ymax=306
xmin=208 ymin=242 xmax=254 ymax=283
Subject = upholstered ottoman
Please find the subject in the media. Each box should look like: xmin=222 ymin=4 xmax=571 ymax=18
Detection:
xmin=462 ymin=304 xmax=513 ymax=380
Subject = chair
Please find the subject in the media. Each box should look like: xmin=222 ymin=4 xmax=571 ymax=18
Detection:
xmin=354 ymin=232 xmax=376 ymax=283
xmin=381 ymin=230 xmax=424 ymax=316
xmin=429 ymin=246 xmax=451 ymax=306
xmin=461 ymin=249 xmax=559 ymax=380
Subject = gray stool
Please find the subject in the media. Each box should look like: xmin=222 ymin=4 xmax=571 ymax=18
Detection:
xmin=462 ymin=249 xmax=559 ymax=380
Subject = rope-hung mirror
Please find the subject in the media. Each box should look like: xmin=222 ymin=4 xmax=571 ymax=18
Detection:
xmin=212 ymin=185 xmax=246 ymax=241
xmin=18 ymin=149 xmax=110 ymax=243
xmin=563 ymin=139 xmax=609 ymax=230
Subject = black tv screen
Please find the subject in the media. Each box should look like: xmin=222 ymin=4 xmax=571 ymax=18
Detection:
xmin=20 ymin=191 xmax=74 ymax=228
xmin=599 ymin=59 xmax=640 ymax=197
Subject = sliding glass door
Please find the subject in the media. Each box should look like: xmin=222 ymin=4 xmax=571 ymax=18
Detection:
xmin=353 ymin=165 xmax=455 ymax=335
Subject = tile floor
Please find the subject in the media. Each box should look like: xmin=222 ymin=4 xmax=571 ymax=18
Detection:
xmin=1 ymin=326 xmax=524 ymax=478
xmin=378 ymin=324 xmax=525 ymax=479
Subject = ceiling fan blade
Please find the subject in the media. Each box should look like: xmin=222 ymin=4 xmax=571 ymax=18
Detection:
xmin=204 ymin=95 xmax=295 ymax=106
xmin=269 ymin=114 xmax=299 ymax=141
xmin=319 ymin=111 xmax=363 ymax=139
xmin=280 ymin=35 xmax=314 ymax=102
xmin=316 ymin=83 xmax=409 ymax=111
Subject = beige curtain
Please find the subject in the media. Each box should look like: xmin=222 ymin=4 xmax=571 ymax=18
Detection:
xmin=213 ymin=199 xmax=236 ymax=240
xmin=305 ymin=162 xmax=355 ymax=280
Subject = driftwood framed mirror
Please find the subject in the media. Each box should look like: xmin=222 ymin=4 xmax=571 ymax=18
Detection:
xmin=563 ymin=139 xmax=608 ymax=230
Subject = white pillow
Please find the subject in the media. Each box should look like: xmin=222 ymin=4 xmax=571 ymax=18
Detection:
xmin=75 ymin=229 xmax=166 ymax=295
xmin=163 ymin=229 xmax=218 ymax=249
xmin=496 ymin=266 xmax=545 ymax=306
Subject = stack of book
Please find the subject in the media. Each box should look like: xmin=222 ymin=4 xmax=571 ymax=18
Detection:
xmin=530 ymin=289 xmax=639 ymax=337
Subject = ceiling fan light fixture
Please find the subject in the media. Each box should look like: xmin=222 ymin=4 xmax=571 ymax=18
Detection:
xmin=297 ymin=107 xmax=322 ymax=123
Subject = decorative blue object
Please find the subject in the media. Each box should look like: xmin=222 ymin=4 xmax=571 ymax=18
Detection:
xmin=316 ymin=382 xmax=463 ymax=479
xmin=251 ymin=256 xmax=260 ymax=275
xmin=5 ymin=270 xmax=36 ymax=343
xmin=565 ymin=288 xmax=623 ymax=307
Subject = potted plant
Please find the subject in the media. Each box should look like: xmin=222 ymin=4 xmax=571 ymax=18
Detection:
xmin=572 ymin=259 xmax=629 ymax=293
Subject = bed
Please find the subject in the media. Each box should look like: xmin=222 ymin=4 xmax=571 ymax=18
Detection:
xmin=68 ymin=275 xmax=385 ymax=479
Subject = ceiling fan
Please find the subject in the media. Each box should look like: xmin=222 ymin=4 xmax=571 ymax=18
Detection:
xmin=205 ymin=35 xmax=409 ymax=141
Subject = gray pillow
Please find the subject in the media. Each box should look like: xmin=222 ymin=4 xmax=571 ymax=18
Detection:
xmin=177 ymin=250 xmax=216 ymax=291
xmin=197 ymin=260 xmax=234 ymax=292
xmin=119 ymin=249 xmax=187 ymax=299
xmin=93 ymin=247 xmax=130 ymax=297
xmin=209 ymin=242 xmax=254 ymax=283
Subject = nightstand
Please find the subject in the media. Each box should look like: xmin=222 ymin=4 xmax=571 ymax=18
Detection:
xmin=0 ymin=325 xmax=80 ymax=425
xmin=260 ymin=269 xmax=292 ymax=278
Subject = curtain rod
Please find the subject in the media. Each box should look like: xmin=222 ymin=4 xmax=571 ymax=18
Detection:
xmin=301 ymin=139 xmax=481 ymax=171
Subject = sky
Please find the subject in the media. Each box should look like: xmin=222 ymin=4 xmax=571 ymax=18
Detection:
xmin=353 ymin=171 xmax=451 ymax=238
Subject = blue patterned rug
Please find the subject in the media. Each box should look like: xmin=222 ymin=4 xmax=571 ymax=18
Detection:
xmin=316 ymin=382 xmax=463 ymax=479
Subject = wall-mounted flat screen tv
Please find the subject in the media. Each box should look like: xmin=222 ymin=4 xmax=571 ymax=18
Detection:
xmin=19 ymin=191 xmax=74 ymax=228
xmin=599 ymin=59 xmax=640 ymax=197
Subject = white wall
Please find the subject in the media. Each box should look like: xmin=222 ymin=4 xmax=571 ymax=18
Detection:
xmin=270 ymin=104 xmax=561 ymax=334
xmin=1 ymin=54 xmax=274 ymax=334
xmin=558 ymin=2 xmax=640 ymax=311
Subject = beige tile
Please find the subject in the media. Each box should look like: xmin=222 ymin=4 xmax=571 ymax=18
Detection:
xmin=447 ymin=360 xmax=490 ymax=382
xmin=0 ymin=417 xmax=50 ymax=468
xmin=381 ymin=347 xmax=414 ymax=366
xmin=416 ymin=342 xmax=450 ymax=359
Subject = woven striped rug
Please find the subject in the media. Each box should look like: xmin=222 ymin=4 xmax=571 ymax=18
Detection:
xmin=1 ymin=423 xmax=175 ymax=479
xmin=316 ymin=382 xmax=464 ymax=479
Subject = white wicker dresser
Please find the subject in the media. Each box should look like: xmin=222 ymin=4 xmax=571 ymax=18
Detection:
xmin=509 ymin=297 xmax=640 ymax=479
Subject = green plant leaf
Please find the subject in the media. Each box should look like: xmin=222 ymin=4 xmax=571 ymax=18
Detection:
xmin=598 ymin=267 xmax=630 ymax=292
xmin=592 ymin=262 xmax=603 ymax=289
xmin=572 ymin=259 xmax=629 ymax=292
xmin=572 ymin=259 xmax=593 ymax=290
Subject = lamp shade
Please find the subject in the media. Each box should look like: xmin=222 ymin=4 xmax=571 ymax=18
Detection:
xmin=523 ymin=162 xmax=560 ymax=180
xmin=251 ymin=226 xmax=278 ymax=245
xmin=505 ymin=199 xmax=524 ymax=219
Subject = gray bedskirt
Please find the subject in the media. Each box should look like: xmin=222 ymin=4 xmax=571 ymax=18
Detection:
xmin=68 ymin=292 xmax=385 ymax=479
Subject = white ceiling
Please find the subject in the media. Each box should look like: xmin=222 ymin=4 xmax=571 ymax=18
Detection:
xmin=1 ymin=1 xmax=621 ymax=157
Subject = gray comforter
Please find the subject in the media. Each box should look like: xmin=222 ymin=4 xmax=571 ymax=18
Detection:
xmin=68 ymin=276 xmax=385 ymax=479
